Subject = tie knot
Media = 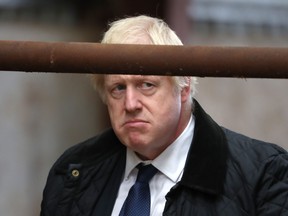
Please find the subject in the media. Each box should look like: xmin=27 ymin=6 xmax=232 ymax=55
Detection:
xmin=136 ymin=164 xmax=158 ymax=183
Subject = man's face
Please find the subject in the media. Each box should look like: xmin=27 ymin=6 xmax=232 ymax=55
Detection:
xmin=104 ymin=75 xmax=191 ymax=160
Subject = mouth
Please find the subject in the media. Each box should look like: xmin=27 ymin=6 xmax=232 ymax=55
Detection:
xmin=123 ymin=119 xmax=149 ymax=128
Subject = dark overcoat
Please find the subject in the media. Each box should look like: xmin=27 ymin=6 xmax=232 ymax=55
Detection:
xmin=41 ymin=100 xmax=288 ymax=216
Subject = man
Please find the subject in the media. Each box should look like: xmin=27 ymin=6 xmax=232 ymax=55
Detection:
xmin=41 ymin=15 xmax=288 ymax=216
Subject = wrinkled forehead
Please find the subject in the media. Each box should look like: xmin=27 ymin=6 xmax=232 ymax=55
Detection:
xmin=104 ymin=74 xmax=164 ymax=84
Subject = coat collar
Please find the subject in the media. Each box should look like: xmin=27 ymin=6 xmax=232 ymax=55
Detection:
xmin=180 ymin=99 xmax=228 ymax=195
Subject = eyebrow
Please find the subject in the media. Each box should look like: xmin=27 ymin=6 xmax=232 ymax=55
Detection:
xmin=106 ymin=75 xmax=161 ymax=84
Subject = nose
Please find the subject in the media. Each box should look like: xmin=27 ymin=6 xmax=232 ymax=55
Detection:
xmin=124 ymin=87 xmax=142 ymax=112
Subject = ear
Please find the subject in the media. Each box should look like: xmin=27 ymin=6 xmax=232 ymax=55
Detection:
xmin=181 ymin=78 xmax=191 ymax=103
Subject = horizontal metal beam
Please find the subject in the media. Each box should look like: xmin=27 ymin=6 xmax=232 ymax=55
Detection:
xmin=0 ymin=40 xmax=288 ymax=78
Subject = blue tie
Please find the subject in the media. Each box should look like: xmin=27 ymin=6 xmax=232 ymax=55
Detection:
xmin=119 ymin=164 xmax=158 ymax=216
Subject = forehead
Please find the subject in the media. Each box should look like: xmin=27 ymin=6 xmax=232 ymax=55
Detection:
xmin=104 ymin=75 xmax=165 ymax=84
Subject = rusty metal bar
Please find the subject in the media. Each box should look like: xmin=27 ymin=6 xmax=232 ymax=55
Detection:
xmin=0 ymin=40 xmax=288 ymax=78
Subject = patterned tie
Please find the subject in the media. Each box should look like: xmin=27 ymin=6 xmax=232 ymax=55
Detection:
xmin=119 ymin=164 xmax=158 ymax=216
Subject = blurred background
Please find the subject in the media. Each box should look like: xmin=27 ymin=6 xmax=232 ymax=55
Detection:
xmin=0 ymin=0 xmax=287 ymax=215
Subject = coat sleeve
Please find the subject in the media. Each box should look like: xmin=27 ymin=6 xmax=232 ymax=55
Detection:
xmin=256 ymin=152 xmax=288 ymax=215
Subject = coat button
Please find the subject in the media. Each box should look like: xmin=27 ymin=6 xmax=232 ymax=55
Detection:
xmin=71 ymin=169 xmax=80 ymax=177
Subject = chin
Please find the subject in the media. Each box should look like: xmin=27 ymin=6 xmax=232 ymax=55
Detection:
xmin=128 ymin=140 xmax=148 ymax=148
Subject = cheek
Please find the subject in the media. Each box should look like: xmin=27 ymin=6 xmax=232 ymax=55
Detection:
xmin=153 ymin=96 xmax=181 ymax=122
xmin=107 ymin=102 xmax=121 ymax=124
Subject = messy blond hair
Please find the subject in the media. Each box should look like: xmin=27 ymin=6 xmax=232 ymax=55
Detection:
xmin=91 ymin=15 xmax=197 ymax=102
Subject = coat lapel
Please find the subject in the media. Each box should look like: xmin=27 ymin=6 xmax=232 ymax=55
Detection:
xmin=180 ymin=99 xmax=228 ymax=195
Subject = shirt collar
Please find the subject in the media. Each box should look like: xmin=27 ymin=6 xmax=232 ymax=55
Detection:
xmin=124 ymin=148 xmax=149 ymax=180
xmin=153 ymin=115 xmax=194 ymax=182
xmin=124 ymin=115 xmax=195 ymax=182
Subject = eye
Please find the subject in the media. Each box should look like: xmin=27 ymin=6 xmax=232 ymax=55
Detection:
xmin=114 ymin=84 xmax=126 ymax=91
xmin=138 ymin=81 xmax=157 ymax=96
xmin=140 ymin=82 xmax=154 ymax=90
xmin=110 ymin=84 xmax=126 ymax=98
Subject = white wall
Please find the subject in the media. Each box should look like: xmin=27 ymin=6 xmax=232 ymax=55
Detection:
xmin=0 ymin=21 xmax=109 ymax=216
xmin=188 ymin=23 xmax=288 ymax=149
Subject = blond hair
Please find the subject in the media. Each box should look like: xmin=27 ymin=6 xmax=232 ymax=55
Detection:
xmin=91 ymin=15 xmax=197 ymax=102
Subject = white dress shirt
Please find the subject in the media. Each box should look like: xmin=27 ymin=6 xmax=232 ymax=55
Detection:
xmin=111 ymin=115 xmax=195 ymax=216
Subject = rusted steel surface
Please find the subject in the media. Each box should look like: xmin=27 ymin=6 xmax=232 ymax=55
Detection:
xmin=0 ymin=40 xmax=288 ymax=78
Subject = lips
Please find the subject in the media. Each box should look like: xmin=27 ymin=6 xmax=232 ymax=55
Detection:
xmin=123 ymin=119 xmax=149 ymax=128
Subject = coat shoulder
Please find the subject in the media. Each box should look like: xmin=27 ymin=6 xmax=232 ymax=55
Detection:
xmin=223 ymin=127 xmax=287 ymax=164
xmin=54 ymin=128 xmax=124 ymax=170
